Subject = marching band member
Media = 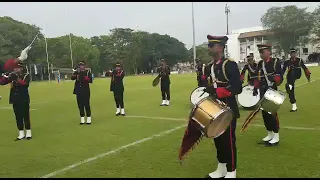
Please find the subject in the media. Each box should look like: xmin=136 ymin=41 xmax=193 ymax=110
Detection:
xmin=282 ymin=48 xmax=311 ymax=112
xmin=71 ymin=61 xmax=93 ymax=125
xmin=254 ymin=44 xmax=283 ymax=146
xmin=110 ymin=62 xmax=125 ymax=116
xmin=0 ymin=62 xmax=32 ymax=140
xmin=203 ymin=35 xmax=242 ymax=178
xmin=196 ymin=58 xmax=207 ymax=87
xmin=240 ymin=55 xmax=258 ymax=86
xmin=157 ymin=59 xmax=171 ymax=106
xmin=0 ymin=46 xmax=32 ymax=74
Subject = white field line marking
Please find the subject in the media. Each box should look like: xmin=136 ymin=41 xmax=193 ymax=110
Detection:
xmin=125 ymin=115 xmax=320 ymax=131
xmin=0 ymin=107 xmax=36 ymax=111
xmin=0 ymin=101 xmax=46 ymax=109
xmin=294 ymin=77 xmax=320 ymax=88
xmin=40 ymin=124 xmax=186 ymax=178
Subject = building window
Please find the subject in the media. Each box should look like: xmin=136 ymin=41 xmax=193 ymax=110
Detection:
xmin=255 ymin=36 xmax=262 ymax=42
xmin=239 ymin=39 xmax=246 ymax=43
xmin=247 ymin=37 xmax=254 ymax=42
xmin=302 ymin=48 xmax=308 ymax=54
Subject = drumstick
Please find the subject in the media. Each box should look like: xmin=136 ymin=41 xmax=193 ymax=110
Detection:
xmin=29 ymin=32 xmax=40 ymax=47
xmin=198 ymin=91 xmax=206 ymax=98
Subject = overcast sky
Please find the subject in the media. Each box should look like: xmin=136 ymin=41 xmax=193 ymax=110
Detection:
xmin=0 ymin=2 xmax=319 ymax=49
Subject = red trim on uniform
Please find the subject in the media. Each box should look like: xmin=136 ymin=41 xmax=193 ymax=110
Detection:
xmin=3 ymin=59 xmax=18 ymax=72
xmin=240 ymin=74 xmax=244 ymax=81
xmin=275 ymin=113 xmax=280 ymax=128
xmin=17 ymin=79 xmax=27 ymax=85
xmin=274 ymin=75 xmax=281 ymax=85
xmin=201 ymin=74 xmax=206 ymax=80
xmin=229 ymin=123 xmax=235 ymax=171
xmin=83 ymin=76 xmax=90 ymax=82
xmin=216 ymin=87 xmax=232 ymax=98
xmin=254 ymin=80 xmax=260 ymax=88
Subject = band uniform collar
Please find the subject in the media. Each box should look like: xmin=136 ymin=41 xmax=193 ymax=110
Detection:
xmin=264 ymin=57 xmax=272 ymax=63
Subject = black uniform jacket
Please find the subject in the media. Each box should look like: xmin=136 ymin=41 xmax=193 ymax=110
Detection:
xmin=71 ymin=69 xmax=93 ymax=95
xmin=204 ymin=57 xmax=242 ymax=119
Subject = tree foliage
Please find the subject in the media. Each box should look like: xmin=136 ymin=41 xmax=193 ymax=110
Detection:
xmin=0 ymin=16 xmax=189 ymax=75
xmin=261 ymin=5 xmax=314 ymax=55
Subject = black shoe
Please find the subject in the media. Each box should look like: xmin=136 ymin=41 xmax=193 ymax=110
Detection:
xmin=290 ymin=109 xmax=297 ymax=112
xmin=86 ymin=123 xmax=91 ymax=125
xmin=79 ymin=123 xmax=85 ymax=125
xmin=257 ymin=140 xmax=270 ymax=145
xmin=15 ymin=137 xmax=24 ymax=141
xmin=121 ymin=113 xmax=126 ymax=116
xmin=26 ymin=137 xmax=32 ymax=140
xmin=265 ymin=141 xmax=279 ymax=147
xmin=116 ymin=113 xmax=121 ymax=116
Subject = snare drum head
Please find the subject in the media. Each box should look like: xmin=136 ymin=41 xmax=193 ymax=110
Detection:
xmin=238 ymin=85 xmax=260 ymax=108
xmin=264 ymin=88 xmax=286 ymax=105
xmin=190 ymin=87 xmax=210 ymax=105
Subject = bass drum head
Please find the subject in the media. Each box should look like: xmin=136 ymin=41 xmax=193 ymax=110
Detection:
xmin=206 ymin=108 xmax=233 ymax=138
xmin=237 ymin=85 xmax=260 ymax=109
xmin=190 ymin=87 xmax=210 ymax=105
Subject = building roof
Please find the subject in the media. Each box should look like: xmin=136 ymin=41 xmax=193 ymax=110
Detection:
xmin=238 ymin=30 xmax=273 ymax=39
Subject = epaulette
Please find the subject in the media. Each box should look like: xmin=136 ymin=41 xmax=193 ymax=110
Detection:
xmin=227 ymin=57 xmax=234 ymax=61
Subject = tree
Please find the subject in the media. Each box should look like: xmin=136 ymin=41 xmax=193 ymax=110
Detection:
xmin=0 ymin=16 xmax=44 ymax=63
xmin=261 ymin=5 xmax=314 ymax=57
xmin=189 ymin=44 xmax=212 ymax=64
xmin=311 ymin=5 xmax=320 ymax=46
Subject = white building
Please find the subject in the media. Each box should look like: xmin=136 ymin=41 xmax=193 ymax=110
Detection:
xmin=226 ymin=26 xmax=319 ymax=63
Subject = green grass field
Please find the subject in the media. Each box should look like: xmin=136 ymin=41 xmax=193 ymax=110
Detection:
xmin=1 ymin=67 xmax=320 ymax=178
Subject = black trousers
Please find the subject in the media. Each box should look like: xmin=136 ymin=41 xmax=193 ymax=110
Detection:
xmin=13 ymin=102 xmax=31 ymax=131
xmin=213 ymin=118 xmax=237 ymax=172
xmin=285 ymin=82 xmax=296 ymax=104
xmin=260 ymin=87 xmax=280 ymax=133
xmin=113 ymin=91 xmax=124 ymax=108
xmin=161 ymin=84 xmax=170 ymax=100
xmin=76 ymin=94 xmax=91 ymax=117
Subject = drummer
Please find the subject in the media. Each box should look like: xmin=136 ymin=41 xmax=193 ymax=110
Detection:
xmin=203 ymin=35 xmax=242 ymax=178
xmin=196 ymin=58 xmax=207 ymax=87
xmin=254 ymin=44 xmax=283 ymax=146
xmin=240 ymin=54 xmax=258 ymax=86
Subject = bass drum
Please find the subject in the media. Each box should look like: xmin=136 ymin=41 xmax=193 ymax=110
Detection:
xmin=190 ymin=87 xmax=210 ymax=105
xmin=237 ymin=85 xmax=260 ymax=109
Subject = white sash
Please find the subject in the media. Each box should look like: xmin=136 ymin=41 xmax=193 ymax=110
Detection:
xmin=262 ymin=61 xmax=274 ymax=87
xmin=210 ymin=64 xmax=218 ymax=88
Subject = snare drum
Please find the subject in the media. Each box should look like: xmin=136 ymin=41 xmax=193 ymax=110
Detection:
xmin=237 ymin=85 xmax=260 ymax=109
xmin=259 ymin=88 xmax=286 ymax=114
xmin=189 ymin=97 xmax=234 ymax=138
xmin=190 ymin=87 xmax=210 ymax=105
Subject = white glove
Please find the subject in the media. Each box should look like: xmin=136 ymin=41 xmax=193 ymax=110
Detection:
xmin=289 ymin=84 xmax=293 ymax=90
xmin=3 ymin=75 xmax=9 ymax=79
xmin=18 ymin=46 xmax=32 ymax=61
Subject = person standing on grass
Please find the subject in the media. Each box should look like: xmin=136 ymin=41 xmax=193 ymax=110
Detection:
xmin=282 ymin=48 xmax=311 ymax=112
xmin=240 ymin=55 xmax=258 ymax=86
xmin=71 ymin=61 xmax=93 ymax=125
xmin=0 ymin=62 xmax=32 ymax=141
xmin=195 ymin=58 xmax=207 ymax=87
xmin=203 ymin=35 xmax=242 ymax=178
xmin=110 ymin=62 xmax=125 ymax=116
xmin=253 ymin=44 xmax=283 ymax=147
xmin=157 ymin=59 xmax=171 ymax=106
